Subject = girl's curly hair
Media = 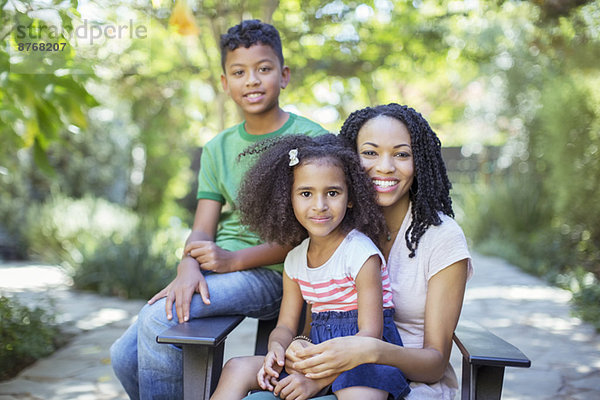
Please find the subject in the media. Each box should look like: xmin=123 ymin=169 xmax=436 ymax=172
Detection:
xmin=238 ymin=134 xmax=386 ymax=247
xmin=339 ymin=103 xmax=454 ymax=258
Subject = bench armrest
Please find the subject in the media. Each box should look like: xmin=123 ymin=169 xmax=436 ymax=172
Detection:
xmin=157 ymin=315 xmax=245 ymax=400
xmin=453 ymin=320 xmax=531 ymax=400
xmin=157 ymin=315 xmax=245 ymax=347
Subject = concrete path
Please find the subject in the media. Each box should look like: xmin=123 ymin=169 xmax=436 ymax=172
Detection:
xmin=459 ymin=254 xmax=600 ymax=399
xmin=0 ymin=253 xmax=598 ymax=399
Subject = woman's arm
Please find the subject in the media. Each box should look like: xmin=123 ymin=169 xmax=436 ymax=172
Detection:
xmin=293 ymin=259 xmax=469 ymax=383
xmin=354 ymin=254 xmax=384 ymax=338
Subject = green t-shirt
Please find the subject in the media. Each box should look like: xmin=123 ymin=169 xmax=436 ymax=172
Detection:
xmin=196 ymin=112 xmax=327 ymax=272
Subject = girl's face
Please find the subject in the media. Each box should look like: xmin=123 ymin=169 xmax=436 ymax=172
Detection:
xmin=291 ymin=159 xmax=349 ymax=242
xmin=356 ymin=115 xmax=415 ymax=209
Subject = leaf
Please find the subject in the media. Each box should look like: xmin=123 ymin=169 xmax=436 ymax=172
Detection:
xmin=33 ymin=136 xmax=55 ymax=176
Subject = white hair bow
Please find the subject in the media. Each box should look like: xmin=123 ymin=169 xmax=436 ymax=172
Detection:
xmin=288 ymin=148 xmax=299 ymax=166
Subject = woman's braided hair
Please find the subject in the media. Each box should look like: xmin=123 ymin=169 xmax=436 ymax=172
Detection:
xmin=339 ymin=103 xmax=453 ymax=258
xmin=238 ymin=134 xmax=386 ymax=247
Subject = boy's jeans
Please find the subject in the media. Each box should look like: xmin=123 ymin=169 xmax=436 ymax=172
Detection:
xmin=110 ymin=268 xmax=283 ymax=400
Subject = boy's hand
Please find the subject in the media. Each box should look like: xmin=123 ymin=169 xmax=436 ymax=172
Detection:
xmin=273 ymin=373 xmax=323 ymax=400
xmin=184 ymin=241 xmax=238 ymax=273
xmin=147 ymin=257 xmax=210 ymax=323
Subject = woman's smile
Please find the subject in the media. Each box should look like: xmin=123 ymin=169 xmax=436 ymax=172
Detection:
xmin=372 ymin=177 xmax=400 ymax=192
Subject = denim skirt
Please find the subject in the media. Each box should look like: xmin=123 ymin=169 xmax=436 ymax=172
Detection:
xmin=309 ymin=309 xmax=411 ymax=400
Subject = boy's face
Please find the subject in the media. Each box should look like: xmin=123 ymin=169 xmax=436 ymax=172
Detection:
xmin=221 ymin=44 xmax=290 ymax=117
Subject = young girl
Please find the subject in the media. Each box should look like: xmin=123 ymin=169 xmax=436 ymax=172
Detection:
xmin=210 ymin=134 xmax=410 ymax=400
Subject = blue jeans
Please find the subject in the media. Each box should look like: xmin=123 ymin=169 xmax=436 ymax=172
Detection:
xmin=110 ymin=268 xmax=283 ymax=400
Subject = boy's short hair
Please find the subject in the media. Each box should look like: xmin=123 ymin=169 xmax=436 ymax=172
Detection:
xmin=220 ymin=19 xmax=284 ymax=70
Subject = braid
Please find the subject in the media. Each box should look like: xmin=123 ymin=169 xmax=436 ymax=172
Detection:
xmin=339 ymin=103 xmax=454 ymax=258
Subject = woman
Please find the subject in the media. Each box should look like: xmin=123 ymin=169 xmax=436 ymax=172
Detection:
xmin=247 ymin=103 xmax=472 ymax=399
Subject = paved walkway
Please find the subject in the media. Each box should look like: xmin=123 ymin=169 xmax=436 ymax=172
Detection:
xmin=0 ymin=253 xmax=598 ymax=399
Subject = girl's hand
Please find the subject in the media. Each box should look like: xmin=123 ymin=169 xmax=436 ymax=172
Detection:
xmin=258 ymin=344 xmax=286 ymax=390
xmin=184 ymin=240 xmax=238 ymax=273
xmin=273 ymin=373 xmax=326 ymax=400
xmin=292 ymin=336 xmax=377 ymax=379
xmin=257 ymin=364 xmax=279 ymax=391
xmin=147 ymin=257 xmax=210 ymax=323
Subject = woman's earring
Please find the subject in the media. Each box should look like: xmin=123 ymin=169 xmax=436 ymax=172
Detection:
xmin=409 ymin=184 xmax=419 ymax=197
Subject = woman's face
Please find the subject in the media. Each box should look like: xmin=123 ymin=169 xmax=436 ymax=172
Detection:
xmin=356 ymin=115 xmax=415 ymax=209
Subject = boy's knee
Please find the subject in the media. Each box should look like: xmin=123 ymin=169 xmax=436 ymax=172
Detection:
xmin=110 ymin=340 xmax=130 ymax=374
xmin=137 ymin=301 xmax=173 ymax=333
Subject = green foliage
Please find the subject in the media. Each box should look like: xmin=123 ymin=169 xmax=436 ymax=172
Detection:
xmin=571 ymin=280 xmax=600 ymax=332
xmin=457 ymin=169 xmax=600 ymax=330
xmin=453 ymin=172 xmax=564 ymax=277
xmin=0 ymin=296 xmax=59 ymax=380
xmin=455 ymin=0 xmax=600 ymax=330
xmin=73 ymin=224 xmax=185 ymax=299
xmin=0 ymin=0 xmax=98 ymax=175
xmin=22 ymin=194 xmax=186 ymax=299
xmin=528 ymin=76 xmax=600 ymax=279
xmin=24 ymin=195 xmax=139 ymax=269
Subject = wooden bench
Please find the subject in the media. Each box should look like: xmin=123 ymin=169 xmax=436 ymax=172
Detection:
xmin=157 ymin=316 xmax=530 ymax=400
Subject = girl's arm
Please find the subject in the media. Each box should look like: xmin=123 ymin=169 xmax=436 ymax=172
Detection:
xmin=292 ymin=259 xmax=469 ymax=383
xmin=263 ymin=271 xmax=305 ymax=377
xmin=281 ymin=254 xmax=384 ymax=394
xmin=354 ymin=254 xmax=385 ymax=339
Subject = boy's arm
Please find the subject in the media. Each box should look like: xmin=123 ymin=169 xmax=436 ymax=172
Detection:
xmin=185 ymin=241 xmax=292 ymax=273
xmin=148 ymin=199 xmax=221 ymax=323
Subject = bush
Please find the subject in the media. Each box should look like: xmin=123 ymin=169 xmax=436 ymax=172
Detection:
xmin=455 ymin=170 xmax=600 ymax=331
xmin=561 ymin=269 xmax=600 ymax=332
xmin=23 ymin=194 xmax=188 ymax=299
xmin=24 ymin=195 xmax=139 ymax=270
xmin=73 ymin=225 xmax=185 ymax=299
xmin=0 ymin=171 xmax=30 ymax=260
xmin=453 ymin=172 xmax=562 ymax=278
xmin=0 ymin=296 xmax=60 ymax=380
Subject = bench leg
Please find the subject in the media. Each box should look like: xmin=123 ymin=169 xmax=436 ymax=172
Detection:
xmin=181 ymin=342 xmax=225 ymax=400
xmin=461 ymin=358 xmax=505 ymax=400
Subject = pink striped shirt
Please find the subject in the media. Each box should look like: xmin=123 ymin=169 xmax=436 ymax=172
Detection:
xmin=284 ymin=230 xmax=394 ymax=313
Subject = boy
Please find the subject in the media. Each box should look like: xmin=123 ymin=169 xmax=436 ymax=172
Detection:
xmin=110 ymin=19 xmax=327 ymax=400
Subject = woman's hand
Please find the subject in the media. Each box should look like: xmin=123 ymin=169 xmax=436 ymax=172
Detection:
xmin=292 ymin=336 xmax=378 ymax=379
xmin=285 ymin=339 xmax=314 ymax=373
xmin=147 ymin=257 xmax=210 ymax=323
xmin=184 ymin=240 xmax=238 ymax=273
